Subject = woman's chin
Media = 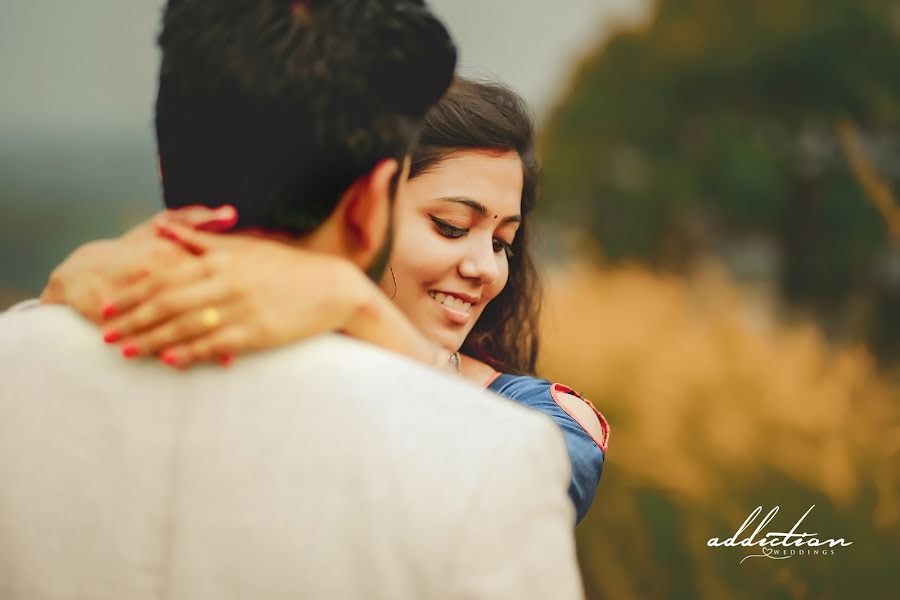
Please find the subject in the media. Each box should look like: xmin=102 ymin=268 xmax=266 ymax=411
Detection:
xmin=410 ymin=307 xmax=463 ymax=352
xmin=424 ymin=326 xmax=465 ymax=354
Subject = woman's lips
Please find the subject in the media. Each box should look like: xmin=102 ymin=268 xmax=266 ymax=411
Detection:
xmin=428 ymin=290 xmax=472 ymax=325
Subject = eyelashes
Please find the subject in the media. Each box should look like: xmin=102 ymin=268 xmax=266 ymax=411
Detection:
xmin=430 ymin=215 xmax=467 ymax=238
xmin=429 ymin=215 xmax=514 ymax=258
xmin=492 ymin=238 xmax=514 ymax=258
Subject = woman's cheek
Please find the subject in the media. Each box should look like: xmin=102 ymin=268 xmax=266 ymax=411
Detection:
xmin=393 ymin=238 xmax=450 ymax=293
xmin=403 ymin=230 xmax=456 ymax=275
xmin=395 ymin=215 xmax=437 ymax=257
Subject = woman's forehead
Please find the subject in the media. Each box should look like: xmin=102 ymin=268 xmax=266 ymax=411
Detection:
xmin=407 ymin=150 xmax=523 ymax=213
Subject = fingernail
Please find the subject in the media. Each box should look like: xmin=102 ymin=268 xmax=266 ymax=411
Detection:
xmin=122 ymin=344 xmax=139 ymax=359
xmin=103 ymin=329 xmax=121 ymax=344
xmin=197 ymin=206 xmax=238 ymax=232
xmin=217 ymin=354 xmax=235 ymax=368
xmin=197 ymin=220 xmax=229 ymax=232
xmin=160 ymin=351 xmax=178 ymax=366
xmin=101 ymin=303 xmax=118 ymax=319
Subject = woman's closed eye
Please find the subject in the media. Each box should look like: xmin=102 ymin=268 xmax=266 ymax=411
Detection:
xmin=493 ymin=238 xmax=514 ymax=259
xmin=430 ymin=215 xmax=468 ymax=238
xmin=431 ymin=215 xmax=514 ymax=259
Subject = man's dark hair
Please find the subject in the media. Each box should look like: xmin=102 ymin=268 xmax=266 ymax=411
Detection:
xmin=155 ymin=0 xmax=456 ymax=234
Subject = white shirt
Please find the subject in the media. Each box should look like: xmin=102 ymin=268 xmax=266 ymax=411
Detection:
xmin=0 ymin=304 xmax=582 ymax=599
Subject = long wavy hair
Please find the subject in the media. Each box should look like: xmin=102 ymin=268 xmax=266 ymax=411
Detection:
xmin=409 ymin=77 xmax=542 ymax=375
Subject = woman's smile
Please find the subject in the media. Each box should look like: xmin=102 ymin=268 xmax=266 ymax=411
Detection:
xmin=428 ymin=290 xmax=477 ymax=325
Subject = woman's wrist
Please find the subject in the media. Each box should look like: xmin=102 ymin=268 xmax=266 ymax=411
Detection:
xmin=333 ymin=259 xmax=377 ymax=321
xmin=337 ymin=266 xmax=459 ymax=373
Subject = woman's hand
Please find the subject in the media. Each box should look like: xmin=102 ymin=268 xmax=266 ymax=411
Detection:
xmin=46 ymin=204 xmax=458 ymax=372
xmin=99 ymin=220 xmax=374 ymax=368
xmin=41 ymin=205 xmax=238 ymax=323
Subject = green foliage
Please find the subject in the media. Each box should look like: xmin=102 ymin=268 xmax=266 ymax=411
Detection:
xmin=541 ymin=0 xmax=900 ymax=329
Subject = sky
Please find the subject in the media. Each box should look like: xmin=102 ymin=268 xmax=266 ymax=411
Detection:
xmin=0 ymin=0 xmax=650 ymax=138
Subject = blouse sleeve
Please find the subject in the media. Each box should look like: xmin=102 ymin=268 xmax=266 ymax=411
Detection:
xmin=487 ymin=375 xmax=609 ymax=524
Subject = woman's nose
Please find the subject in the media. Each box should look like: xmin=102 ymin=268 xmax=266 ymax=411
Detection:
xmin=458 ymin=239 xmax=500 ymax=285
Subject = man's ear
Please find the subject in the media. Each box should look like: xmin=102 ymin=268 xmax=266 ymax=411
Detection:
xmin=343 ymin=158 xmax=399 ymax=258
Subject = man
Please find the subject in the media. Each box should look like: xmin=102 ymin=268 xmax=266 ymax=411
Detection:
xmin=0 ymin=1 xmax=583 ymax=599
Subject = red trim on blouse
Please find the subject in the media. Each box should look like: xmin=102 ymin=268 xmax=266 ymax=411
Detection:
xmin=549 ymin=383 xmax=610 ymax=453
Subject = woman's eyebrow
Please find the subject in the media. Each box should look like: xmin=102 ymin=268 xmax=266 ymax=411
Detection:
xmin=438 ymin=196 xmax=521 ymax=224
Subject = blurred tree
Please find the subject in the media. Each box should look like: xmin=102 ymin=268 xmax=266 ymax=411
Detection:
xmin=540 ymin=0 xmax=900 ymax=361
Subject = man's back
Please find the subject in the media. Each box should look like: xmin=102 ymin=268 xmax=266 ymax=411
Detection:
xmin=0 ymin=306 xmax=582 ymax=599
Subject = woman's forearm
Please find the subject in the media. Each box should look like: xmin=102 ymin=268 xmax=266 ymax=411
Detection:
xmin=339 ymin=266 xmax=454 ymax=372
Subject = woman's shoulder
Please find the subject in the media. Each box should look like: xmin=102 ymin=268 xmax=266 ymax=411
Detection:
xmin=485 ymin=372 xmax=550 ymax=396
xmin=487 ymin=373 xmax=610 ymax=453
xmin=484 ymin=373 xmax=577 ymax=405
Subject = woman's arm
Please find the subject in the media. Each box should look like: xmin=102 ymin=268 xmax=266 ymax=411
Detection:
xmin=553 ymin=389 xmax=608 ymax=448
xmin=341 ymin=277 xmax=454 ymax=371
xmin=487 ymin=375 xmax=609 ymax=523
xmin=45 ymin=212 xmax=454 ymax=371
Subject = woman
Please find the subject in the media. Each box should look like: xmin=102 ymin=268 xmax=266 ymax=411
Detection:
xmin=45 ymin=78 xmax=609 ymax=523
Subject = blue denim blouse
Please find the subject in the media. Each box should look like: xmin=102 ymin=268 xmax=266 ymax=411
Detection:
xmin=487 ymin=374 xmax=608 ymax=524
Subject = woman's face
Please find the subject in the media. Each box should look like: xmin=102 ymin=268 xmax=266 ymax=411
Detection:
xmin=380 ymin=150 xmax=523 ymax=352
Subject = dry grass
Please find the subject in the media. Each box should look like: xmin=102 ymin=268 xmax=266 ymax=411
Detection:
xmin=538 ymin=259 xmax=899 ymax=599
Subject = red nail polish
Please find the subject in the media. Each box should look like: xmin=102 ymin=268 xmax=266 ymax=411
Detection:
xmin=101 ymin=303 xmax=118 ymax=319
xmin=197 ymin=207 xmax=239 ymax=232
xmin=196 ymin=218 xmax=230 ymax=232
xmin=122 ymin=344 xmax=139 ymax=359
xmin=217 ymin=354 xmax=235 ymax=368
xmin=160 ymin=351 xmax=178 ymax=366
xmin=157 ymin=225 xmax=179 ymax=242
xmin=103 ymin=329 xmax=121 ymax=344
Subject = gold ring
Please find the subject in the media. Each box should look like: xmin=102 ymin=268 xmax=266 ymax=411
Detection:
xmin=200 ymin=307 xmax=222 ymax=328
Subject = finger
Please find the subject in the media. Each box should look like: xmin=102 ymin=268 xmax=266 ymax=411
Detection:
xmin=102 ymin=255 xmax=211 ymax=325
xmin=159 ymin=326 xmax=248 ymax=369
xmin=161 ymin=204 xmax=238 ymax=233
xmin=90 ymin=235 xmax=182 ymax=288
xmin=64 ymin=276 xmax=119 ymax=323
xmin=120 ymin=304 xmax=234 ymax=358
xmin=80 ymin=278 xmax=121 ymax=323
xmin=44 ymin=238 xmax=155 ymax=321
xmin=157 ymin=222 xmax=206 ymax=255
xmin=194 ymin=205 xmax=238 ymax=232
xmin=97 ymin=243 xmax=192 ymax=319
xmin=156 ymin=220 xmax=232 ymax=255
xmin=102 ymin=276 xmax=232 ymax=342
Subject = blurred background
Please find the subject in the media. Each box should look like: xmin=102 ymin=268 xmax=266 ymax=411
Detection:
xmin=1 ymin=0 xmax=898 ymax=598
